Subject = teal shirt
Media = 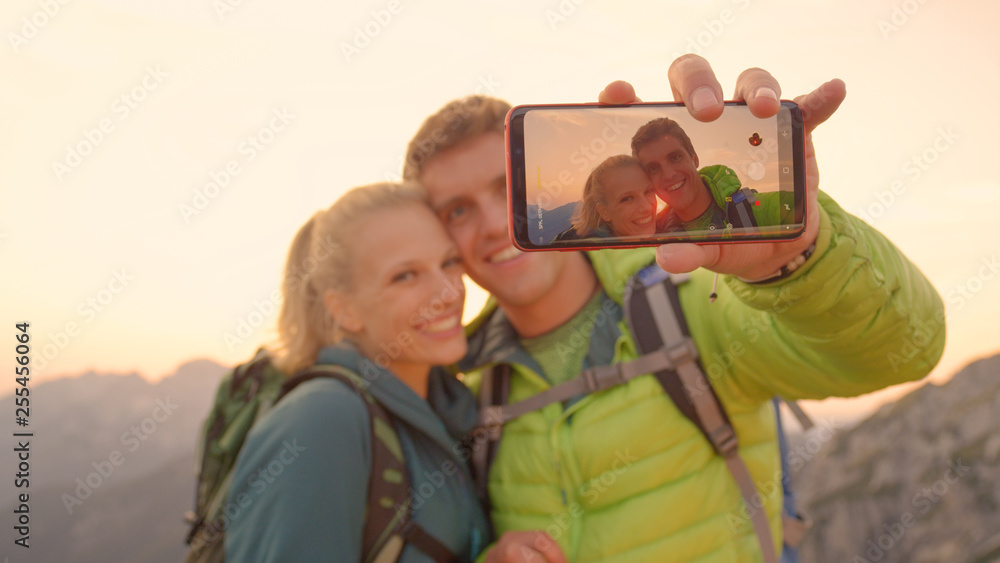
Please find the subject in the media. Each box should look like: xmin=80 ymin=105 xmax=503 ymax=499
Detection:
xmin=225 ymin=344 xmax=489 ymax=562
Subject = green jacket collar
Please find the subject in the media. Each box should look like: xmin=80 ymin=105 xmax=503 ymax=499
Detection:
xmin=461 ymin=248 xmax=657 ymax=371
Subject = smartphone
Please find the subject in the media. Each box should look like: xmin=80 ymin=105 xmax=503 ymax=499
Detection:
xmin=506 ymin=101 xmax=806 ymax=250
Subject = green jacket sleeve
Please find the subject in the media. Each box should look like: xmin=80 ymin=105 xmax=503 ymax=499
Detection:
xmin=225 ymin=379 xmax=370 ymax=562
xmin=681 ymin=191 xmax=946 ymax=407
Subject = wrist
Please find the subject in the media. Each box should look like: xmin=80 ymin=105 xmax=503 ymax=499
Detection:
xmin=739 ymin=242 xmax=817 ymax=284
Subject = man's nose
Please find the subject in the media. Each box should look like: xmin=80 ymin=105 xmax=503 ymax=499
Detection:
xmin=480 ymin=197 xmax=509 ymax=239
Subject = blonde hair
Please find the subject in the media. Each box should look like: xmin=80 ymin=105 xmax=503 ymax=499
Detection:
xmin=571 ymin=155 xmax=643 ymax=236
xmin=272 ymin=182 xmax=428 ymax=375
xmin=402 ymin=95 xmax=511 ymax=180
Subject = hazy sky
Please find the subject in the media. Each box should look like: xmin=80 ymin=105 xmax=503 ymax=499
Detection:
xmin=522 ymin=103 xmax=784 ymax=209
xmin=3 ymin=0 xmax=998 ymax=421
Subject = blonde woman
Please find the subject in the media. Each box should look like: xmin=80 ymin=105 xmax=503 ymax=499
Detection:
xmin=225 ymin=183 xmax=489 ymax=562
xmin=554 ymin=155 xmax=657 ymax=241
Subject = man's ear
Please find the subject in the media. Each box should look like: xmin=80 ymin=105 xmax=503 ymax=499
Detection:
xmin=692 ymin=151 xmax=700 ymax=169
xmin=324 ymin=289 xmax=363 ymax=334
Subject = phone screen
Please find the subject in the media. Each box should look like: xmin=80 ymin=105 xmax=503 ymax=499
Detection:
xmin=506 ymin=101 xmax=806 ymax=250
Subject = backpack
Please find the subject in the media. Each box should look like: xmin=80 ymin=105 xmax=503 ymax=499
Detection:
xmin=183 ymin=349 xmax=456 ymax=563
xmin=470 ymin=266 xmax=812 ymax=563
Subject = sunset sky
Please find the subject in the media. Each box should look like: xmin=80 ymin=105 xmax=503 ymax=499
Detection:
xmin=2 ymin=0 xmax=998 ymax=422
xmin=522 ymin=103 xmax=785 ymax=209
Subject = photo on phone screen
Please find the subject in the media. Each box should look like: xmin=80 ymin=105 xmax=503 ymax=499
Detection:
xmin=506 ymin=101 xmax=806 ymax=250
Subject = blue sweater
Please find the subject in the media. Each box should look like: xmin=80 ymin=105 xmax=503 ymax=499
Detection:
xmin=225 ymin=344 xmax=490 ymax=562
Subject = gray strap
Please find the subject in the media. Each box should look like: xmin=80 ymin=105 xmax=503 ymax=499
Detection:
xmin=477 ymin=346 xmax=683 ymax=428
xmin=783 ymin=399 xmax=814 ymax=431
xmin=725 ymin=455 xmax=779 ymax=563
xmin=646 ymin=281 xmax=778 ymax=563
xmin=472 ymin=368 xmax=495 ymax=502
xmin=733 ymin=188 xmax=759 ymax=232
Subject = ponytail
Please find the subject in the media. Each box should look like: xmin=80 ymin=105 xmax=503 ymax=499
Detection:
xmin=271 ymin=182 xmax=427 ymax=375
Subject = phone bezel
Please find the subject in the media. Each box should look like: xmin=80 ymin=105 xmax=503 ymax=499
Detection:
xmin=505 ymin=100 xmax=807 ymax=251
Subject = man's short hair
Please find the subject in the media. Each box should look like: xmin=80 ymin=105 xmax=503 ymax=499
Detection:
xmin=630 ymin=117 xmax=697 ymax=160
xmin=403 ymin=95 xmax=511 ymax=180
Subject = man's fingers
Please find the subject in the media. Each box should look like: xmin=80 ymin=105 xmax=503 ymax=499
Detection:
xmin=655 ymin=243 xmax=715 ymax=274
xmin=794 ymin=78 xmax=847 ymax=134
xmin=733 ymin=67 xmax=782 ymax=118
xmin=486 ymin=531 xmax=568 ymax=563
xmin=667 ymin=55 xmax=723 ymax=121
xmin=598 ymin=80 xmax=641 ymax=104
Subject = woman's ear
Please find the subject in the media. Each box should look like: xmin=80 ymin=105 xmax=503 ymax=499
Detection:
xmin=324 ymin=289 xmax=363 ymax=334
xmin=596 ymin=203 xmax=611 ymax=223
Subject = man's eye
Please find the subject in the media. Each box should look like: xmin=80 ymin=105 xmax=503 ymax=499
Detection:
xmin=620 ymin=195 xmax=633 ymax=204
xmin=391 ymin=271 xmax=416 ymax=283
xmin=446 ymin=205 xmax=469 ymax=223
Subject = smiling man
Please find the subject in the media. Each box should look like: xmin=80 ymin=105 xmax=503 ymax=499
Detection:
xmin=403 ymin=56 xmax=945 ymax=563
xmin=632 ymin=116 xmax=788 ymax=235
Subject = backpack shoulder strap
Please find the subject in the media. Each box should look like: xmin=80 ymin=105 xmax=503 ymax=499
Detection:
xmin=725 ymin=187 xmax=760 ymax=230
xmin=470 ymin=363 xmax=510 ymax=510
xmin=185 ymin=348 xmax=281 ymax=555
xmin=282 ymin=365 xmax=456 ymax=563
xmin=624 ymin=266 xmax=778 ymax=563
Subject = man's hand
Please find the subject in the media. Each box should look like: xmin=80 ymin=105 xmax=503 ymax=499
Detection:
xmin=599 ymin=55 xmax=846 ymax=279
xmin=483 ymin=531 xmax=569 ymax=563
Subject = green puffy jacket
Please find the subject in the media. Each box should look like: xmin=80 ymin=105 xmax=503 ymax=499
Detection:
xmin=462 ymin=192 xmax=945 ymax=562
xmin=658 ymin=164 xmax=794 ymax=234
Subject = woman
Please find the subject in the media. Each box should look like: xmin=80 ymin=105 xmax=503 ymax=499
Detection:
xmin=225 ymin=182 xmax=489 ymax=562
xmin=554 ymin=155 xmax=658 ymax=241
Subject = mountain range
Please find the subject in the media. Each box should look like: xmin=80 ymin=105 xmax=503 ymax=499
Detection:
xmin=2 ymin=353 xmax=998 ymax=562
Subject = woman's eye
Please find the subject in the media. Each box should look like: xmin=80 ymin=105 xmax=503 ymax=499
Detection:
xmin=443 ymin=256 xmax=463 ymax=269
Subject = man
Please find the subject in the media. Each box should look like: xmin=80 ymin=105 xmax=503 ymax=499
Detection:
xmin=404 ymin=57 xmax=945 ymax=562
xmin=632 ymin=116 xmax=790 ymax=234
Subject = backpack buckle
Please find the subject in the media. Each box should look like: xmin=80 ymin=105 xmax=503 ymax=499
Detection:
xmin=666 ymin=338 xmax=699 ymax=365
xmin=481 ymin=406 xmax=505 ymax=440
xmin=583 ymin=364 xmax=625 ymax=393
xmin=710 ymin=425 xmax=739 ymax=457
